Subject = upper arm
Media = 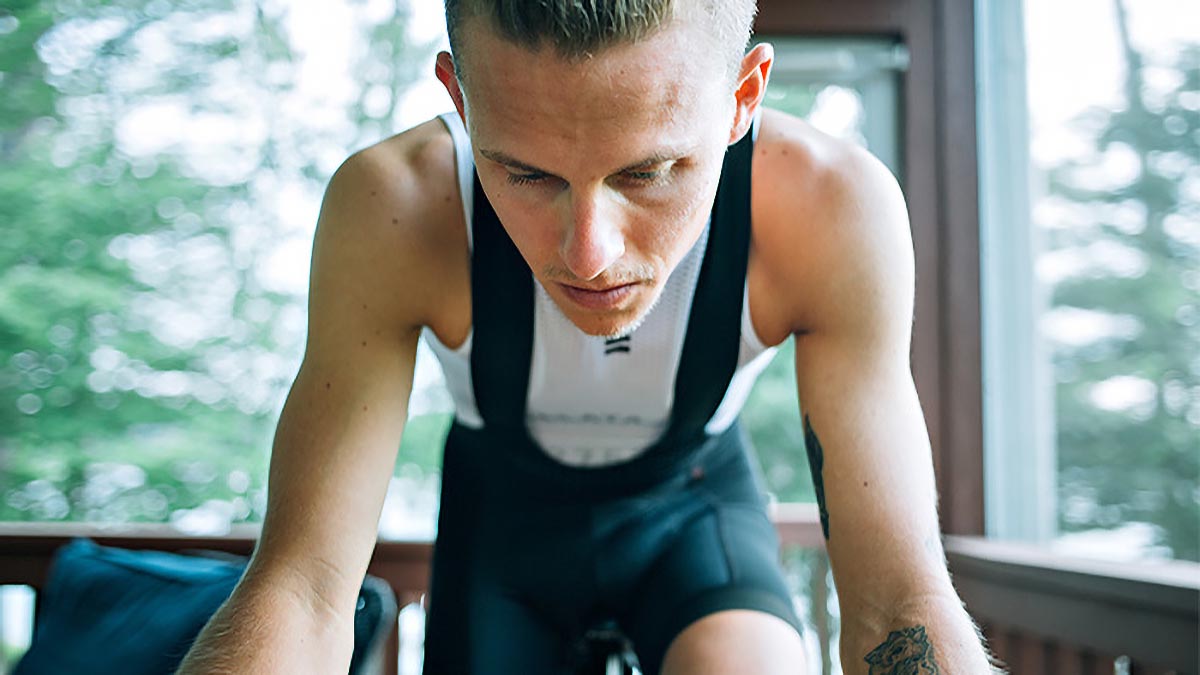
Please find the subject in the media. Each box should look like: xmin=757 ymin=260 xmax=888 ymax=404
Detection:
xmin=760 ymin=132 xmax=953 ymax=631
xmin=247 ymin=134 xmax=454 ymax=618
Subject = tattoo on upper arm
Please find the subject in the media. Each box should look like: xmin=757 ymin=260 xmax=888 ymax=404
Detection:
xmin=802 ymin=414 xmax=830 ymax=540
xmin=864 ymin=625 xmax=942 ymax=674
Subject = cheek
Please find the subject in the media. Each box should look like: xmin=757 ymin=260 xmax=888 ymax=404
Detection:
xmin=636 ymin=164 xmax=722 ymax=246
xmin=485 ymin=193 xmax=561 ymax=264
xmin=627 ymin=193 xmax=712 ymax=268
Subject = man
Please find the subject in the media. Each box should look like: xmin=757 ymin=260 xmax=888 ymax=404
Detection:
xmin=179 ymin=1 xmax=1000 ymax=673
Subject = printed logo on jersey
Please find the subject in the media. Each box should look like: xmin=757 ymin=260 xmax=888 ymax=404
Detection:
xmin=604 ymin=335 xmax=630 ymax=355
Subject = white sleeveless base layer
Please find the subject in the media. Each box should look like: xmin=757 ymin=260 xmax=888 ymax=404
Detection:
xmin=423 ymin=112 xmax=777 ymax=467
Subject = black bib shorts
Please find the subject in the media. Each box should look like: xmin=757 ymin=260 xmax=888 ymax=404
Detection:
xmin=423 ymin=421 xmax=802 ymax=674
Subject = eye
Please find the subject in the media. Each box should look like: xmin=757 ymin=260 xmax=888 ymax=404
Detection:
xmin=618 ymin=168 xmax=670 ymax=187
xmin=506 ymin=171 xmax=547 ymax=186
xmin=626 ymin=170 xmax=661 ymax=182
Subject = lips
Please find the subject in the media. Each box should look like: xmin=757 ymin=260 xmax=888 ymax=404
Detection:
xmin=558 ymin=282 xmax=638 ymax=310
xmin=565 ymin=282 xmax=633 ymax=293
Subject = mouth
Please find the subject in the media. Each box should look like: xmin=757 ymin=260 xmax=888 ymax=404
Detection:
xmin=557 ymin=281 xmax=640 ymax=310
xmin=563 ymin=281 xmax=636 ymax=293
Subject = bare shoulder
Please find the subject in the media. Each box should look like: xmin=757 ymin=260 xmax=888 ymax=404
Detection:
xmin=312 ymin=117 xmax=469 ymax=342
xmin=749 ymin=108 xmax=913 ymax=343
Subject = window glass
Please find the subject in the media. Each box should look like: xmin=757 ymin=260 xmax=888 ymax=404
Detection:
xmin=1017 ymin=0 xmax=1198 ymax=561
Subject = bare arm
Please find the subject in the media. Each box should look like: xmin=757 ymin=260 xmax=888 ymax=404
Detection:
xmin=761 ymin=131 xmax=1002 ymax=673
xmin=178 ymin=137 xmax=446 ymax=673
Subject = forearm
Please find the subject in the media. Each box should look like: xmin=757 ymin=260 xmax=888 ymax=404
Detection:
xmin=176 ymin=572 xmax=355 ymax=675
xmin=840 ymin=592 xmax=1005 ymax=674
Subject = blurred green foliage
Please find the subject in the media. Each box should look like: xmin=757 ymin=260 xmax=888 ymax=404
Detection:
xmin=0 ymin=0 xmax=434 ymax=530
xmin=1046 ymin=8 xmax=1199 ymax=560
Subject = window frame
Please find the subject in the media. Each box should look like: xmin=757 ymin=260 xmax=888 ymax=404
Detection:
xmin=974 ymin=0 xmax=1057 ymax=542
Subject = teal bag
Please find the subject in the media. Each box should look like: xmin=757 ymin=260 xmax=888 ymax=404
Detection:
xmin=14 ymin=538 xmax=397 ymax=675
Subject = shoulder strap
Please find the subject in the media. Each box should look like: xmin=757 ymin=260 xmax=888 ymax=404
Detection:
xmin=661 ymin=130 xmax=754 ymax=444
xmin=468 ymin=174 xmax=535 ymax=430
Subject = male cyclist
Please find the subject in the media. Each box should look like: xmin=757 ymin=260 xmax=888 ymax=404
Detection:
xmin=179 ymin=1 xmax=998 ymax=673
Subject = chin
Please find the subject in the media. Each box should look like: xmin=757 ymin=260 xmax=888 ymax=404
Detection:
xmin=562 ymin=287 xmax=663 ymax=339
xmin=585 ymin=313 xmax=650 ymax=340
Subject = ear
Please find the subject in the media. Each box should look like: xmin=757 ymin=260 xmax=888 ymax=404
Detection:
xmin=728 ymin=43 xmax=774 ymax=145
xmin=435 ymin=51 xmax=467 ymax=121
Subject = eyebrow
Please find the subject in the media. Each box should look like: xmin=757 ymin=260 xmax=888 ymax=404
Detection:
xmin=478 ymin=147 xmax=691 ymax=179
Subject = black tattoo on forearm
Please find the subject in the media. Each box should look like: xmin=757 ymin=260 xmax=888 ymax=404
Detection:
xmin=802 ymin=414 xmax=830 ymax=540
xmin=864 ymin=625 xmax=942 ymax=674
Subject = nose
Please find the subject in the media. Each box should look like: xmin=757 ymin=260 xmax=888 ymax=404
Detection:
xmin=560 ymin=187 xmax=625 ymax=281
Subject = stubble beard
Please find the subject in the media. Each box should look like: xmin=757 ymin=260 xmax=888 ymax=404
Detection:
xmin=540 ymin=261 xmax=661 ymax=339
xmin=538 ymin=276 xmax=665 ymax=340
xmin=596 ymin=285 xmax=664 ymax=339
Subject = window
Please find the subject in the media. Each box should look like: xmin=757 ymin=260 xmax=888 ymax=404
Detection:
xmin=978 ymin=0 xmax=1199 ymax=562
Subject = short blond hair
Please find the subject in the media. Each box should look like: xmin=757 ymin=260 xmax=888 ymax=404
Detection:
xmin=444 ymin=0 xmax=757 ymax=81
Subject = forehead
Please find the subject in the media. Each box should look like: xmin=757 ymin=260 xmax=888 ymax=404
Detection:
xmin=458 ymin=18 xmax=728 ymax=171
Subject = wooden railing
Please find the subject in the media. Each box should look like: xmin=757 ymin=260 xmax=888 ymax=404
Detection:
xmin=0 ymin=521 xmax=430 ymax=675
xmin=2 ymin=517 xmax=1196 ymax=675
xmin=945 ymin=536 xmax=1200 ymax=675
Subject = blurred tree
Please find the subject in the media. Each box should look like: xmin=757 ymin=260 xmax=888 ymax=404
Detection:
xmin=1045 ymin=0 xmax=1199 ymax=560
xmin=0 ymin=0 xmax=436 ymax=529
